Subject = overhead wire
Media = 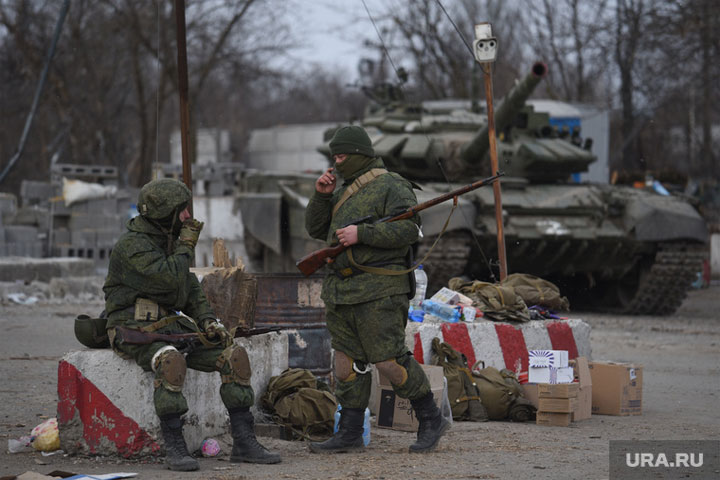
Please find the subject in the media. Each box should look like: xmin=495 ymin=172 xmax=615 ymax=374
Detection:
xmin=361 ymin=0 xmax=497 ymax=281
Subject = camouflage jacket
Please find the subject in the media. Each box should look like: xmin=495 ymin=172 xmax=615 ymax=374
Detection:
xmin=103 ymin=215 xmax=215 ymax=330
xmin=305 ymin=157 xmax=419 ymax=305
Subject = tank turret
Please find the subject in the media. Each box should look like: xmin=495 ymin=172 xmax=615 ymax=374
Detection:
xmin=460 ymin=62 xmax=548 ymax=166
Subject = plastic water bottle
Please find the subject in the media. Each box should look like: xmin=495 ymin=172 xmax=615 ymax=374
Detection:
xmin=421 ymin=299 xmax=461 ymax=323
xmin=408 ymin=307 xmax=425 ymax=323
xmin=334 ymin=405 xmax=371 ymax=446
xmin=409 ymin=265 xmax=428 ymax=309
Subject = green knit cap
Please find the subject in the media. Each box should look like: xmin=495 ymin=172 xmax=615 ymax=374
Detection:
xmin=329 ymin=125 xmax=375 ymax=157
xmin=137 ymin=178 xmax=191 ymax=220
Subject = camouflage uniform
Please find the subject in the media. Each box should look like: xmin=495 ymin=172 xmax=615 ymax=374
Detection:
xmin=306 ymin=125 xmax=448 ymax=454
xmin=104 ymin=179 xmax=279 ymax=470
xmin=104 ymin=180 xmax=252 ymax=416
xmin=305 ymin=156 xmax=431 ymax=408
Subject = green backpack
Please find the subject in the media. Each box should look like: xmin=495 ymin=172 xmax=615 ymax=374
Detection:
xmin=261 ymin=368 xmax=337 ymax=441
xmin=431 ymin=338 xmax=489 ymax=422
xmin=471 ymin=361 xmax=536 ymax=422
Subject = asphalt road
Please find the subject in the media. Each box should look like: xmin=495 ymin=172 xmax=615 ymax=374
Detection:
xmin=0 ymin=284 xmax=718 ymax=479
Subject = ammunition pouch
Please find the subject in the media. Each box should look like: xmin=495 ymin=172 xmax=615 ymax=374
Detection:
xmin=74 ymin=314 xmax=110 ymax=348
xmin=133 ymin=298 xmax=169 ymax=322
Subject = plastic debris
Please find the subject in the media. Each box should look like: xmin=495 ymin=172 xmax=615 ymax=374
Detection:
xmin=31 ymin=418 xmax=60 ymax=452
xmin=8 ymin=435 xmax=34 ymax=453
xmin=201 ymin=438 xmax=221 ymax=457
xmin=7 ymin=293 xmax=39 ymax=305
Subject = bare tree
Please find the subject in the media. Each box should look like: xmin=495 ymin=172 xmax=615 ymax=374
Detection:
xmin=525 ymin=0 xmax=611 ymax=103
xmin=0 ymin=0 xmax=293 ymax=189
xmin=362 ymin=0 xmax=525 ymax=101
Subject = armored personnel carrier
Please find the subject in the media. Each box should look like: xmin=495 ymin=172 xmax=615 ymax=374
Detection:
xmin=238 ymin=62 xmax=707 ymax=315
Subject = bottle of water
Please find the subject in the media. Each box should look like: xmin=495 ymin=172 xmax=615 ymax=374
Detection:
xmin=421 ymin=299 xmax=461 ymax=323
xmin=334 ymin=405 xmax=371 ymax=446
xmin=409 ymin=265 xmax=428 ymax=309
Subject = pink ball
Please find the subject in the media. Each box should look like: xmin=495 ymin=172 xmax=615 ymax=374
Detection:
xmin=201 ymin=438 xmax=221 ymax=457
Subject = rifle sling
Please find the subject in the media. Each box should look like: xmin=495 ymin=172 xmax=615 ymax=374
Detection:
xmin=331 ymin=168 xmax=388 ymax=217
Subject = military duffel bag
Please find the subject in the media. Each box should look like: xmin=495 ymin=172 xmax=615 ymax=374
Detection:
xmin=471 ymin=361 xmax=536 ymax=422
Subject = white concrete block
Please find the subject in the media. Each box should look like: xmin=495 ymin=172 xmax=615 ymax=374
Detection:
xmin=58 ymin=332 xmax=288 ymax=457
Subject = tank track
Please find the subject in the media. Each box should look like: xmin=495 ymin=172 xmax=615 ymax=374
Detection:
xmin=416 ymin=230 xmax=473 ymax=294
xmin=617 ymin=242 xmax=706 ymax=315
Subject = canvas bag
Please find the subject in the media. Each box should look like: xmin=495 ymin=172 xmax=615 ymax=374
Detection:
xmin=501 ymin=273 xmax=570 ymax=311
xmin=471 ymin=361 xmax=536 ymax=422
xmin=430 ymin=338 xmax=488 ymax=422
xmin=448 ymin=277 xmax=531 ymax=322
xmin=261 ymin=368 xmax=337 ymax=441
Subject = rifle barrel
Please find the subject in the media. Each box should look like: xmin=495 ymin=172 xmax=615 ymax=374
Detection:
xmin=295 ymin=172 xmax=503 ymax=276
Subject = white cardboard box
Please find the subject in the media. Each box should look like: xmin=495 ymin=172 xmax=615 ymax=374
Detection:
xmin=429 ymin=287 xmax=460 ymax=305
xmin=529 ymin=366 xmax=574 ymax=384
xmin=528 ymin=350 xmax=569 ymax=368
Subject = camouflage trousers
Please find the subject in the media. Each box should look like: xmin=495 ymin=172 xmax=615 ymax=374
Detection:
xmin=115 ymin=340 xmax=254 ymax=418
xmin=325 ymin=294 xmax=430 ymax=409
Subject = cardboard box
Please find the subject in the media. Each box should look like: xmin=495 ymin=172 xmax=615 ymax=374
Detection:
xmin=538 ymin=397 xmax=577 ymax=413
xmin=536 ymin=411 xmax=572 ymax=427
xmin=529 ymin=366 xmax=574 ymax=384
xmin=528 ymin=350 xmax=569 ymax=368
xmin=571 ymin=357 xmax=592 ymax=421
xmin=429 ymin=287 xmax=460 ymax=305
xmin=588 ymin=361 xmax=642 ymax=416
xmin=538 ymin=383 xmax=578 ymax=398
xmin=374 ymin=364 xmax=445 ymax=432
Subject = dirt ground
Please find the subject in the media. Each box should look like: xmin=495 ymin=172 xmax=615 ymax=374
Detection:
xmin=0 ymin=284 xmax=718 ymax=480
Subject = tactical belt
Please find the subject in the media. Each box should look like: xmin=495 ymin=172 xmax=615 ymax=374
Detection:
xmin=333 ymin=260 xmax=404 ymax=279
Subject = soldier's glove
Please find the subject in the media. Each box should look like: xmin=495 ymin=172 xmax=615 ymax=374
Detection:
xmin=178 ymin=219 xmax=204 ymax=249
xmin=202 ymin=320 xmax=233 ymax=348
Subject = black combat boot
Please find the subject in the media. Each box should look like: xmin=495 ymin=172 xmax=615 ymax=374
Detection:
xmin=159 ymin=415 xmax=199 ymax=471
xmin=309 ymin=407 xmax=365 ymax=453
xmin=229 ymin=409 xmax=281 ymax=464
xmin=409 ymin=392 xmax=450 ymax=453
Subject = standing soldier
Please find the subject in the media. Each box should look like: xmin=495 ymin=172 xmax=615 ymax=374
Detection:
xmin=305 ymin=125 xmax=449 ymax=453
xmin=103 ymin=178 xmax=281 ymax=470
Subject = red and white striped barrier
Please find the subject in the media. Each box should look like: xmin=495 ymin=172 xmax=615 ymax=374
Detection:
xmin=407 ymin=319 xmax=591 ymax=372
xmin=57 ymin=333 xmax=289 ymax=457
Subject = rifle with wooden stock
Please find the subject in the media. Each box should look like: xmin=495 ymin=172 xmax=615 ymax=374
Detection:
xmin=296 ymin=172 xmax=504 ymax=276
xmin=114 ymin=325 xmax=282 ymax=348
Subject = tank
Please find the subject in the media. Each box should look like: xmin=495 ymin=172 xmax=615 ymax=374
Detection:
xmin=238 ymin=62 xmax=708 ymax=315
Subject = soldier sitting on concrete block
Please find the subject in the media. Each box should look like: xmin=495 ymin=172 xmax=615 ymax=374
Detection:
xmin=102 ymin=178 xmax=280 ymax=471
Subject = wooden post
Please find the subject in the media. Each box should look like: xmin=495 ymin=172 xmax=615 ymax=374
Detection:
xmin=174 ymin=0 xmax=193 ymax=216
xmin=482 ymin=63 xmax=508 ymax=281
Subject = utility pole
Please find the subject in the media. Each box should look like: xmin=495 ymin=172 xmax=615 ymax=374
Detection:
xmin=174 ymin=0 xmax=193 ymax=216
xmin=473 ymin=23 xmax=507 ymax=281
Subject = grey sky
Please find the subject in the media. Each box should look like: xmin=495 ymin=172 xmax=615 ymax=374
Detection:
xmin=287 ymin=0 xmax=387 ymax=77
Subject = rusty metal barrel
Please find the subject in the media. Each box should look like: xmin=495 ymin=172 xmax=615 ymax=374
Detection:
xmin=253 ymin=273 xmax=332 ymax=381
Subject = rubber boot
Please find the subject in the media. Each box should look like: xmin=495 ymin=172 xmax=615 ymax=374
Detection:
xmin=309 ymin=407 xmax=365 ymax=453
xmin=409 ymin=392 xmax=450 ymax=453
xmin=159 ymin=415 xmax=199 ymax=471
xmin=229 ymin=409 xmax=281 ymax=464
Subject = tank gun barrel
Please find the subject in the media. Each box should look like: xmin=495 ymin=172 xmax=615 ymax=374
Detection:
xmin=461 ymin=62 xmax=548 ymax=165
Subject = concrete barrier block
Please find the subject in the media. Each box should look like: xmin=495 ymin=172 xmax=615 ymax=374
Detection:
xmin=53 ymin=228 xmax=71 ymax=244
xmin=0 ymin=193 xmax=17 ymax=223
xmin=71 ymin=229 xmax=97 ymax=247
xmin=0 ymin=257 xmax=95 ymax=282
xmin=5 ymin=225 xmax=39 ymax=243
xmin=20 ymin=180 xmax=54 ymax=206
xmin=406 ymin=318 xmax=591 ymax=372
xmin=58 ymin=331 xmax=289 ymax=458
xmin=69 ymin=213 xmax=122 ymax=231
